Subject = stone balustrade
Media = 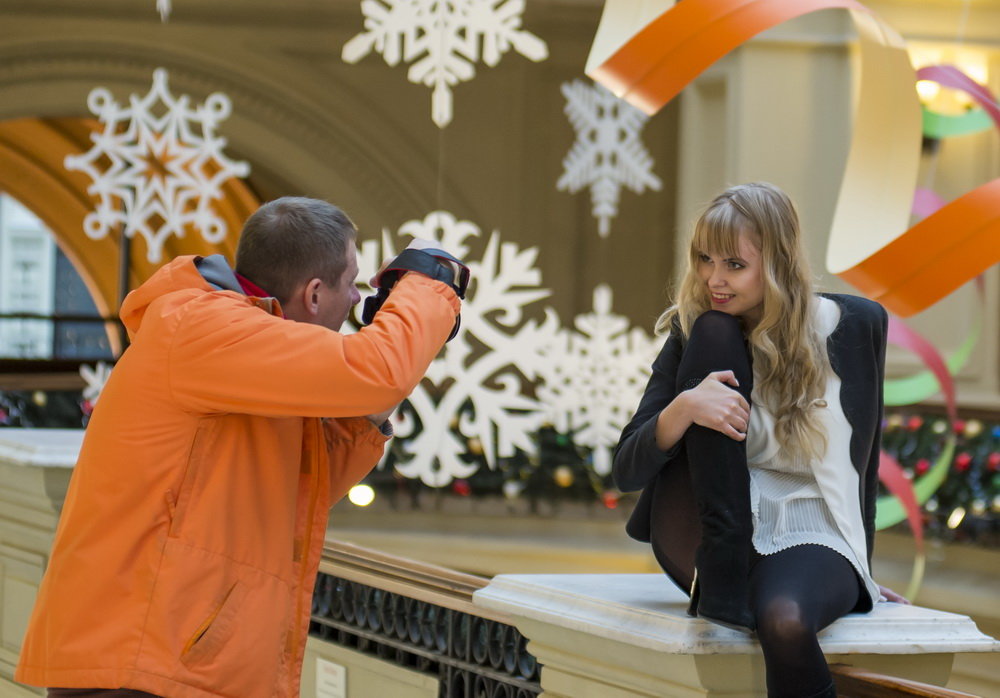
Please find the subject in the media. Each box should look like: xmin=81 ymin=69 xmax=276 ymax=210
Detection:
xmin=473 ymin=574 xmax=999 ymax=697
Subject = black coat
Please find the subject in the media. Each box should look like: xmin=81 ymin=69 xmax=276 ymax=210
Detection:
xmin=613 ymin=294 xmax=888 ymax=599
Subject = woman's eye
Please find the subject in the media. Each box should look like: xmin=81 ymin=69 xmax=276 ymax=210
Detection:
xmin=727 ymin=261 xmax=744 ymax=270
xmin=698 ymin=254 xmax=711 ymax=263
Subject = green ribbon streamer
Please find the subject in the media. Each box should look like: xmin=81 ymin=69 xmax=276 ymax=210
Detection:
xmin=883 ymin=321 xmax=980 ymax=406
xmin=922 ymin=106 xmax=992 ymax=139
xmin=875 ymin=436 xmax=955 ymax=529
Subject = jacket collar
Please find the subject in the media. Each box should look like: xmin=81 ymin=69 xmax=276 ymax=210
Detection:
xmin=194 ymin=254 xmax=283 ymax=317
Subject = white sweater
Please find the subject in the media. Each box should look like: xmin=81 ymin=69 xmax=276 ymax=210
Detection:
xmin=746 ymin=296 xmax=880 ymax=607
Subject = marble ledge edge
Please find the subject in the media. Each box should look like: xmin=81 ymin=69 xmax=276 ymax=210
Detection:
xmin=0 ymin=428 xmax=84 ymax=468
xmin=473 ymin=575 xmax=1000 ymax=656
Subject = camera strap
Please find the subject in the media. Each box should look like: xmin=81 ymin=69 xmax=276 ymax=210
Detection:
xmin=361 ymin=248 xmax=469 ymax=341
xmin=375 ymin=248 xmax=470 ymax=299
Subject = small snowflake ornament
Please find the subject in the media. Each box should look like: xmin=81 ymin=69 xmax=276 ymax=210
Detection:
xmin=65 ymin=68 xmax=250 ymax=263
xmin=537 ymin=284 xmax=660 ymax=475
xmin=80 ymin=362 xmax=113 ymax=405
xmin=558 ymin=79 xmax=662 ymax=237
xmin=343 ymin=0 xmax=548 ymax=128
xmin=157 ymin=0 xmax=170 ymax=21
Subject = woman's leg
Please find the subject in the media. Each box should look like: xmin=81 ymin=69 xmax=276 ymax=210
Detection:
xmin=751 ymin=545 xmax=862 ymax=698
xmin=673 ymin=310 xmax=755 ymax=629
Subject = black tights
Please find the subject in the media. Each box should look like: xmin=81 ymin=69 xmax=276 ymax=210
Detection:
xmin=751 ymin=545 xmax=861 ymax=697
xmin=674 ymin=311 xmax=860 ymax=697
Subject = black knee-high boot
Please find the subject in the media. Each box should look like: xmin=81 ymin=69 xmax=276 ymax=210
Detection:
xmin=677 ymin=311 xmax=755 ymax=631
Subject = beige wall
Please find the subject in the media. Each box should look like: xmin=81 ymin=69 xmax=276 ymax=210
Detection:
xmin=302 ymin=637 xmax=437 ymax=698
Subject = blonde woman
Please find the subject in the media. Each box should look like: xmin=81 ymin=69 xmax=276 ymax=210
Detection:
xmin=614 ymin=183 xmax=907 ymax=697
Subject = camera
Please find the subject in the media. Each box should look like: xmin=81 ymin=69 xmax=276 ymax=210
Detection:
xmin=361 ymin=247 xmax=469 ymax=341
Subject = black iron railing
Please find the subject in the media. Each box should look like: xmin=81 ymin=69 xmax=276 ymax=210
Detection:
xmin=309 ymin=544 xmax=541 ymax=698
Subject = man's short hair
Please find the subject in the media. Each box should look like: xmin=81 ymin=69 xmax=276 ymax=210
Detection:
xmin=235 ymin=197 xmax=357 ymax=304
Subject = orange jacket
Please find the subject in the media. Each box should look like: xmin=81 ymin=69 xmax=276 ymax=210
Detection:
xmin=16 ymin=255 xmax=459 ymax=697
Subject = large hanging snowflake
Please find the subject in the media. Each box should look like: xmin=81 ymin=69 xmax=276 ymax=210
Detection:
xmin=354 ymin=212 xmax=661 ymax=487
xmin=65 ymin=68 xmax=250 ymax=263
xmin=557 ymin=79 xmax=662 ymax=237
xmin=536 ymin=285 xmax=660 ymax=475
xmin=355 ymin=211 xmax=558 ymax=486
xmin=342 ymin=0 xmax=548 ymax=128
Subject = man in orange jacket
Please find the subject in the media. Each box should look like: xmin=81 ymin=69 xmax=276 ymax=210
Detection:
xmin=16 ymin=197 xmax=463 ymax=698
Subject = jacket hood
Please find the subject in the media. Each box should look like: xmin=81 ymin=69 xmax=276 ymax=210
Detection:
xmin=120 ymin=255 xmax=242 ymax=334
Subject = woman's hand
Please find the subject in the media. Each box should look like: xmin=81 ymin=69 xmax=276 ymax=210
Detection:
xmin=653 ymin=370 xmax=750 ymax=451
xmin=878 ymin=584 xmax=910 ymax=604
xmin=683 ymin=370 xmax=750 ymax=441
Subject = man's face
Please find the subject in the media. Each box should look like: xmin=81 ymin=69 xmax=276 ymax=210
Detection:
xmin=317 ymin=241 xmax=361 ymax=331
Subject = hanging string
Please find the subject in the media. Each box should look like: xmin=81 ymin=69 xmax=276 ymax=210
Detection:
xmin=954 ymin=0 xmax=971 ymax=47
xmin=435 ymin=1 xmax=447 ymax=213
xmin=437 ymin=117 xmax=446 ymax=212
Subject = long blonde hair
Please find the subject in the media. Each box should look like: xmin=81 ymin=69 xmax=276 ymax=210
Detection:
xmin=657 ymin=182 xmax=829 ymax=464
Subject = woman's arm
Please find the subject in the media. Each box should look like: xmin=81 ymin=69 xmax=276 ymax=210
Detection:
xmin=614 ymin=331 xmax=750 ymax=493
xmin=613 ymin=331 xmax=685 ymax=492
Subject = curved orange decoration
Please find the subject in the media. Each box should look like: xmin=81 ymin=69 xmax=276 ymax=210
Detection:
xmin=587 ymin=0 xmax=999 ymax=316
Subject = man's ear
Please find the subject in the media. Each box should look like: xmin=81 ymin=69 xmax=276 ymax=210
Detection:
xmin=303 ymin=278 xmax=323 ymax=316
xmin=283 ymin=278 xmax=325 ymax=323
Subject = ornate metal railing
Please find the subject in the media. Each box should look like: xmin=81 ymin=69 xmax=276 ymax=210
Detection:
xmin=309 ymin=542 xmax=541 ymax=697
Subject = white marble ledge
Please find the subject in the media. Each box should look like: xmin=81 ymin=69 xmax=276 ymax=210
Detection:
xmin=0 ymin=428 xmax=84 ymax=468
xmin=473 ymin=573 xmax=1000 ymax=656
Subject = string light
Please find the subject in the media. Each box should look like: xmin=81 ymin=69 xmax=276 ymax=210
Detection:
xmin=348 ymin=485 xmax=375 ymax=507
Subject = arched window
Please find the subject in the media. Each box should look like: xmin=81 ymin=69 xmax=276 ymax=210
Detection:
xmin=0 ymin=193 xmax=113 ymax=360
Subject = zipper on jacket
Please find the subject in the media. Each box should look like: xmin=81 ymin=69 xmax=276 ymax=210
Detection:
xmin=290 ymin=419 xmax=322 ymax=685
xmin=183 ymin=582 xmax=238 ymax=655
xmin=164 ymin=489 xmax=176 ymax=520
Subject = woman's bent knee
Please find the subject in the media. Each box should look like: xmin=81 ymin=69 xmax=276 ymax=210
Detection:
xmin=682 ymin=311 xmax=749 ymax=376
xmin=689 ymin=311 xmax=744 ymax=346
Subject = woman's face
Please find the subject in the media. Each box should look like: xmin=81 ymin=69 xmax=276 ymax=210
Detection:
xmin=696 ymin=230 xmax=765 ymax=326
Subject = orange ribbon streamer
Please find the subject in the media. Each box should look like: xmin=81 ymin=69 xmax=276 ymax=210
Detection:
xmin=586 ymin=0 xmax=999 ymax=317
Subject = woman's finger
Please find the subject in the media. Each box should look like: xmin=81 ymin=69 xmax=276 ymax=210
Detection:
xmin=725 ymin=424 xmax=746 ymax=441
xmin=710 ymin=370 xmax=739 ymax=388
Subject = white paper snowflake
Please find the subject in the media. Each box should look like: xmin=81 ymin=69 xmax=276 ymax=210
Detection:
xmin=80 ymin=362 xmax=113 ymax=405
xmin=355 ymin=211 xmax=558 ymax=486
xmin=354 ymin=213 xmax=662 ymax=486
xmin=65 ymin=68 xmax=250 ymax=263
xmin=157 ymin=0 xmax=170 ymax=21
xmin=557 ymin=79 xmax=662 ymax=237
xmin=536 ymin=285 xmax=660 ymax=475
xmin=342 ymin=0 xmax=548 ymax=128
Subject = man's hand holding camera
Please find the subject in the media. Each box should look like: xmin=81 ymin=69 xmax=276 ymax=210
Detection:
xmin=362 ymin=238 xmax=470 ymax=428
xmin=363 ymin=237 xmax=469 ymax=339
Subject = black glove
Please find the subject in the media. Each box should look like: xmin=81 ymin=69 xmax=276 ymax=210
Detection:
xmin=361 ymin=246 xmax=469 ymax=341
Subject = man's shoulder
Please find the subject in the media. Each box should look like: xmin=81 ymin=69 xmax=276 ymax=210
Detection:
xmin=135 ymin=287 xmax=262 ymax=342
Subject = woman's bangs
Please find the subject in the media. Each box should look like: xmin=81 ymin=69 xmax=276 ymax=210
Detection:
xmin=692 ymin=205 xmax=746 ymax=259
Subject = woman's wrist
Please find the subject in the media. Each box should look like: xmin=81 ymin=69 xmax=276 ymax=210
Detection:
xmin=655 ymin=391 xmax=692 ymax=451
